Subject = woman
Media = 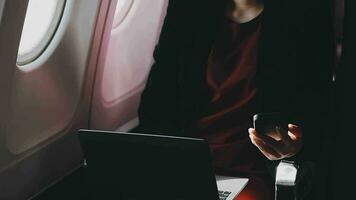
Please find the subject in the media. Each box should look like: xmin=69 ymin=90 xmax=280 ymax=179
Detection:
xmin=138 ymin=0 xmax=334 ymax=199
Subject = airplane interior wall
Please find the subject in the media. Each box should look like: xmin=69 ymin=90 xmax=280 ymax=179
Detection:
xmin=0 ymin=0 xmax=113 ymax=199
xmin=0 ymin=0 xmax=169 ymax=198
xmin=0 ymin=0 xmax=29 ymax=166
xmin=90 ymin=0 xmax=168 ymax=131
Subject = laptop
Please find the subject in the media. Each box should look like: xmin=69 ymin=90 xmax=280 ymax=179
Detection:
xmin=78 ymin=129 xmax=248 ymax=200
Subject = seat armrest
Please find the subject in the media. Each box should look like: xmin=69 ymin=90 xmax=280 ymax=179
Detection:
xmin=275 ymin=160 xmax=298 ymax=200
xmin=275 ymin=160 xmax=315 ymax=200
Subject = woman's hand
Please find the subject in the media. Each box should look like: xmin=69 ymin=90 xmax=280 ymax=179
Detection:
xmin=248 ymin=124 xmax=302 ymax=160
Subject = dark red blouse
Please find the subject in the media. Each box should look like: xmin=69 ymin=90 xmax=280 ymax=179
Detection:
xmin=189 ymin=14 xmax=274 ymax=199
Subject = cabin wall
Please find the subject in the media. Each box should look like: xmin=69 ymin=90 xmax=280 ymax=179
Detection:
xmin=0 ymin=0 xmax=105 ymax=199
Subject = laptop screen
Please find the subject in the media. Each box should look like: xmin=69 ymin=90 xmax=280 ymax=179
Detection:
xmin=78 ymin=130 xmax=219 ymax=200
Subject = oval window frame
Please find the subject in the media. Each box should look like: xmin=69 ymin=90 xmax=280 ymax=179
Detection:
xmin=112 ymin=0 xmax=134 ymax=29
xmin=17 ymin=0 xmax=66 ymax=66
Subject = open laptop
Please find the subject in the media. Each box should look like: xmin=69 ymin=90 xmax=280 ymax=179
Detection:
xmin=78 ymin=129 xmax=248 ymax=200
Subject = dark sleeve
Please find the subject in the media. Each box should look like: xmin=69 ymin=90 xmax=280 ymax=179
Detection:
xmin=291 ymin=0 xmax=334 ymax=162
xmin=264 ymin=2 xmax=334 ymax=190
xmin=137 ymin=0 xmax=192 ymax=135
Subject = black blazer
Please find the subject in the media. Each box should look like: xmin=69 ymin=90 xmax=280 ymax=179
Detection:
xmin=138 ymin=0 xmax=334 ymax=163
xmin=330 ymin=0 xmax=356 ymax=198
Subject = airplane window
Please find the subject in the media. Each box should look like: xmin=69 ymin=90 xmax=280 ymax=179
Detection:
xmin=0 ymin=0 xmax=5 ymax=24
xmin=17 ymin=0 xmax=65 ymax=65
xmin=112 ymin=0 xmax=134 ymax=29
xmin=91 ymin=0 xmax=168 ymax=130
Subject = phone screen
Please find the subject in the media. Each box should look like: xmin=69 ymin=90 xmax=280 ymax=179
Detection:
xmin=253 ymin=113 xmax=288 ymax=139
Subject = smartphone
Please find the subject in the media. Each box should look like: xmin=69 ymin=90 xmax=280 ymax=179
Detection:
xmin=253 ymin=112 xmax=288 ymax=137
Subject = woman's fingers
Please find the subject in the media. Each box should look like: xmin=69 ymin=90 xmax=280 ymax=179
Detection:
xmin=248 ymin=128 xmax=279 ymax=146
xmin=275 ymin=126 xmax=293 ymax=144
xmin=287 ymin=124 xmax=302 ymax=141
xmin=248 ymin=128 xmax=290 ymax=154
xmin=248 ymin=124 xmax=303 ymax=160
xmin=249 ymin=133 xmax=282 ymax=160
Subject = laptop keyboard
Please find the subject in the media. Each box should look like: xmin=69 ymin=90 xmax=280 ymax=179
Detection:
xmin=218 ymin=190 xmax=232 ymax=200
